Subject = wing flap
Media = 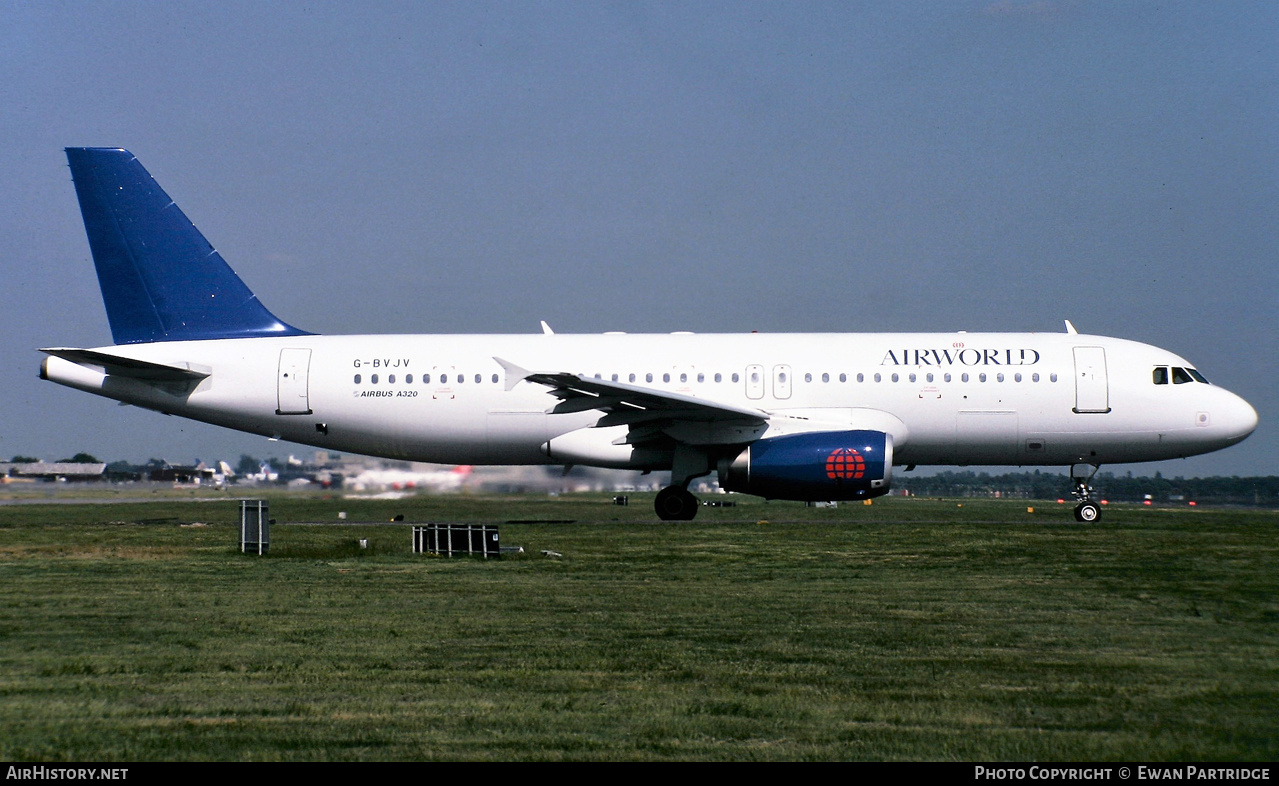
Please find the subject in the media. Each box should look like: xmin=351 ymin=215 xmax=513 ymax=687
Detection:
xmin=503 ymin=366 xmax=767 ymax=423
xmin=496 ymin=356 xmax=769 ymax=448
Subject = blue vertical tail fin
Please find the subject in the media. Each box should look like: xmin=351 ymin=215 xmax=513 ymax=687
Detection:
xmin=65 ymin=147 xmax=309 ymax=344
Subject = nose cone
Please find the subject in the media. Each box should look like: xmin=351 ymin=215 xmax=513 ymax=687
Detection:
xmin=1220 ymin=390 xmax=1259 ymax=446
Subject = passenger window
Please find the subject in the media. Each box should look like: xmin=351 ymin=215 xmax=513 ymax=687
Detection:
xmin=996 ymin=373 xmax=1004 ymax=382
xmin=424 ymin=374 xmax=431 ymax=384
xmin=822 ymin=373 xmax=829 ymax=383
xmin=857 ymin=373 xmax=864 ymax=383
xmin=874 ymin=373 xmax=882 ymax=383
xmin=731 ymin=373 xmax=740 ymax=383
xmin=388 ymin=374 xmax=395 ymax=384
xmin=646 ymin=373 xmax=653 ymax=383
xmin=944 ymin=373 xmax=952 ymax=383
xmin=839 ymin=373 xmax=847 ymax=383
xmin=663 ymin=373 xmax=671 ymax=383
xmin=891 ymin=373 xmax=899 ymax=383
xmin=475 ymin=374 xmax=482 ymax=384
xmin=1172 ymin=367 xmax=1194 ymax=384
xmin=1032 ymin=373 xmax=1039 ymax=382
xmin=406 ymin=374 xmax=413 ymax=384
xmin=440 ymin=374 xmax=447 ymax=384
xmin=1153 ymin=367 xmax=1169 ymax=385
xmin=908 ymin=373 xmax=916 ymax=383
xmin=926 ymin=373 xmax=934 ymax=383
xmin=714 ymin=373 xmax=722 ymax=383
xmin=629 ymin=374 xmax=636 ymax=383
xmin=371 ymin=374 xmax=379 ymax=384
xmin=961 ymin=373 xmax=969 ymax=382
xmin=492 ymin=374 xmax=499 ymax=383
xmin=354 ymin=374 xmax=361 ymax=384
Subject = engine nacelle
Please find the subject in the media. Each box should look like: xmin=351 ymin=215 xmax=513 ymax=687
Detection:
xmin=718 ymin=430 xmax=893 ymax=501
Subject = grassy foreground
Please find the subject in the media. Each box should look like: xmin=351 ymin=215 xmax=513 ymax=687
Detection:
xmin=0 ymin=493 xmax=1275 ymax=761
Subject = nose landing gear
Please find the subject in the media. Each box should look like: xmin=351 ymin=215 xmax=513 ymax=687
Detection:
xmin=1071 ymin=463 xmax=1101 ymax=522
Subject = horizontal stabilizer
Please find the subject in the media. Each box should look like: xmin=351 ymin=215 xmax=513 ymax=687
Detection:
xmin=40 ymin=348 xmax=209 ymax=382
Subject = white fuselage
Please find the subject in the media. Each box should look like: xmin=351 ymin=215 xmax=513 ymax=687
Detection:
xmin=41 ymin=331 xmax=1257 ymax=470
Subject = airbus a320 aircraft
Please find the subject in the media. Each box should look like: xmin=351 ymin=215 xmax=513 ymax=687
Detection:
xmin=42 ymin=148 xmax=1258 ymax=521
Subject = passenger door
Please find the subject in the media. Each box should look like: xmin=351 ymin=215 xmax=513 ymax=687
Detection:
xmin=276 ymin=348 xmax=312 ymax=415
xmin=1072 ymin=347 xmax=1110 ymax=413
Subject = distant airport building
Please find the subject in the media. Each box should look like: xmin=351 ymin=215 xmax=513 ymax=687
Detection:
xmin=0 ymin=462 xmax=107 ymax=483
xmin=147 ymin=465 xmax=215 ymax=484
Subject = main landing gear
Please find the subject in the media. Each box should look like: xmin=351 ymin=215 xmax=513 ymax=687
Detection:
xmin=654 ymin=446 xmax=712 ymax=521
xmin=1071 ymin=463 xmax=1101 ymax=522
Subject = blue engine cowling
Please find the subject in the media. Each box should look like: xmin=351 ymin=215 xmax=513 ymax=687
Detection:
xmin=718 ymin=430 xmax=893 ymax=501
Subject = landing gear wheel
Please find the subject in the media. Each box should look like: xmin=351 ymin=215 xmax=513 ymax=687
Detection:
xmin=655 ymin=487 xmax=699 ymax=521
xmin=1074 ymin=502 xmax=1101 ymax=523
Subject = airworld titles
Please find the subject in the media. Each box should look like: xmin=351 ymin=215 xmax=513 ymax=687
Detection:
xmin=881 ymin=348 xmax=1040 ymax=367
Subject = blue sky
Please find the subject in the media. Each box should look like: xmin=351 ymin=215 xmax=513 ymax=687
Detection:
xmin=1 ymin=1 xmax=1274 ymax=476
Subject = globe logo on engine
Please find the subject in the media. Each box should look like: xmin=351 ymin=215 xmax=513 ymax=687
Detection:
xmin=825 ymin=447 xmax=865 ymax=480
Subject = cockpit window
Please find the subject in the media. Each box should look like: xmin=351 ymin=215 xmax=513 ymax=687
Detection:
xmin=1155 ymin=365 xmax=1209 ymax=385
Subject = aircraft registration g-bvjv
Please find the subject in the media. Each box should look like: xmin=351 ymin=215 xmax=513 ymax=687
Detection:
xmin=42 ymin=148 xmax=1258 ymax=521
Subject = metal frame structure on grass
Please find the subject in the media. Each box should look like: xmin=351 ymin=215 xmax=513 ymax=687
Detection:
xmin=412 ymin=523 xmax=500 ymax=559
xmin=240 ymin=499 xmax=269 ymax=555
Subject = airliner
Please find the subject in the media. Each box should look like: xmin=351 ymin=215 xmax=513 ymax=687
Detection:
xmin=41 ymin=148 xmax=1258 ymax=521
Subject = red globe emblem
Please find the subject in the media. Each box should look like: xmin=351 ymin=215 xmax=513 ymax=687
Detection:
xmin=825 ymin=448 xmax=865 ymax=480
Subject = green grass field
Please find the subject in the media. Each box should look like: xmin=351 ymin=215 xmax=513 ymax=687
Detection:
xmin=0 ymin=492 xmax=1275 ymax=761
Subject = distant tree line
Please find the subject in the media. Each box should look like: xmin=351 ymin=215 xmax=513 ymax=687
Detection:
xmin=9 ymin=453 xmax=100 ymax=464
xmin=896 ymin=470 xmax=1279 ymax=506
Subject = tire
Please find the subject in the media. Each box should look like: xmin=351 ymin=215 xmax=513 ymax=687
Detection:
xmin=1074 ymin=502 xmax=1101 ymax=522
xmin=655 ymin=487 xmax=699 ymax=521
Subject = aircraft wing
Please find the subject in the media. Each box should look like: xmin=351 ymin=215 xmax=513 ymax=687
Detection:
xmin=496 ymin=357 xmax=768 ymax=446
xmin=40 ymin=348 xmax=210 ymax=382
